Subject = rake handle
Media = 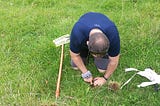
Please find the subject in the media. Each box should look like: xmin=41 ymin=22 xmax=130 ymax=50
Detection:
xmin=55 ymin=44 xmax=64 ymax=98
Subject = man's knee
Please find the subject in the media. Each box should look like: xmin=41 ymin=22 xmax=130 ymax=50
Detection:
xmin=94 ymin=57 xmax=109 ymax=72
xmin=70 ymin=57 xmax=88 ymax=70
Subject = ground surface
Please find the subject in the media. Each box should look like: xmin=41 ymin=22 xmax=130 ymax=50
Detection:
xmin=0 ymin=0 xmax=160 ymax=106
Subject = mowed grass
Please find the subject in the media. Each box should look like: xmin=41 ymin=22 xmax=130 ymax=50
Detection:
xmin=0 ymin=0 xmax=160 ymax=106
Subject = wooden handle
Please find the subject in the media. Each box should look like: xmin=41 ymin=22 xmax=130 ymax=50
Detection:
xmin=55 ymin=44 xmax=64 ymax=98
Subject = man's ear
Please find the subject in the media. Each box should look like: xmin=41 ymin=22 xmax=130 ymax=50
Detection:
xmin=86 ymin=41 xmax=89 ymax=45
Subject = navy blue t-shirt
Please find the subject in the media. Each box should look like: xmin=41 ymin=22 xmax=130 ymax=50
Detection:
xmin=70 ymin=12 xmax=120 ymax=57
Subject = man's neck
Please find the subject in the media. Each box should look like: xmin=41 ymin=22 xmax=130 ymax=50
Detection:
xmin=89 ymin=28 xmax=103 ymax=36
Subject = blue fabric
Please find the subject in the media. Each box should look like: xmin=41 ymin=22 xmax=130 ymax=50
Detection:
xmin=70 ymin=12 xmax=120 ymax=57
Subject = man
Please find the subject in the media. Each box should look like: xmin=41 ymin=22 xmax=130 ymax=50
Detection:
xmin=70 ymin=12 xmax=120 ymax=86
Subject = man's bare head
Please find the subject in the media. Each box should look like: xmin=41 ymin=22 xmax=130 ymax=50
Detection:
xmin=88 ymin=32 xmax=110 ymax=57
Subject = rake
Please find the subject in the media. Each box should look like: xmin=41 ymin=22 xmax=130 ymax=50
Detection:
xmin=53 ymin=34 xmax=70 ymax=99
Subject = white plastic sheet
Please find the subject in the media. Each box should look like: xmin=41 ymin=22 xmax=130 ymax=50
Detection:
xmin=121 ymin=68 xmax=160 ymax=88
xmin=137 ymin=68 xmax=160 ymax=87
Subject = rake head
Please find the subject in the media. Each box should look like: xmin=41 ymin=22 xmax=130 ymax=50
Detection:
xmin=53 ymin=34 xmax=70 ymax=47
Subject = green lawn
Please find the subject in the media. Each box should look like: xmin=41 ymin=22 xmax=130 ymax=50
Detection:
xmin=0 ymin=0 xmax=160 ymax=106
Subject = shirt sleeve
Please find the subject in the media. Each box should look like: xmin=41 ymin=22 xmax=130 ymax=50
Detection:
xmin=70 ymin=22 xmax=83 ymax=53
xmin=106 ymin=25 xmax=120 ymax=57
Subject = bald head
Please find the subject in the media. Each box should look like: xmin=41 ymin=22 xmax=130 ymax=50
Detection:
xmin=88 ymin=32 xmax=110 ymax=56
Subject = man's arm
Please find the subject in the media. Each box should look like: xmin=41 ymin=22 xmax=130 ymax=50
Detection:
xmin=94 ymin=54 xmax=120 ymax=86
xmin=104 ymin=54 xmax=120 ymax=79
xmin=70 ymin=50 xmax=93 ymax=84
xmin=70 ymin=50 xmax=88 ymax=74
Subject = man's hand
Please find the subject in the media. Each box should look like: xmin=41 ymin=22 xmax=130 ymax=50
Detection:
xmin=84 ymin=77 xmax=93 ymax=85
xmin=93 ymin=77 xmax=107 ymax=86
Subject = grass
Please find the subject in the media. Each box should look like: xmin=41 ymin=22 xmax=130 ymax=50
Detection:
xmin=0 ymin=0 xmax=160 ymax=106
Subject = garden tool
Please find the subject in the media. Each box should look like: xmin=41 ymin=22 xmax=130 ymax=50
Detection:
xmin=53 ymin=34 xmax=70 ymax=98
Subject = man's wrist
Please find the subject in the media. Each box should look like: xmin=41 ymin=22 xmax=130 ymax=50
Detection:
xmin=81 ymin=71 xmax=92 ymax=79
xmin=102 ymin=76 xmax=108 ymax=81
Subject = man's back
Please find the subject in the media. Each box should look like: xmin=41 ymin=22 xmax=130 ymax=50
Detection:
xmin=70 ymin=12 xmax=120 ymax=57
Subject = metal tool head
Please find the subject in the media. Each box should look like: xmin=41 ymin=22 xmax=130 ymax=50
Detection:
xmin=53 ymin=34 xmax=70 ymax=47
